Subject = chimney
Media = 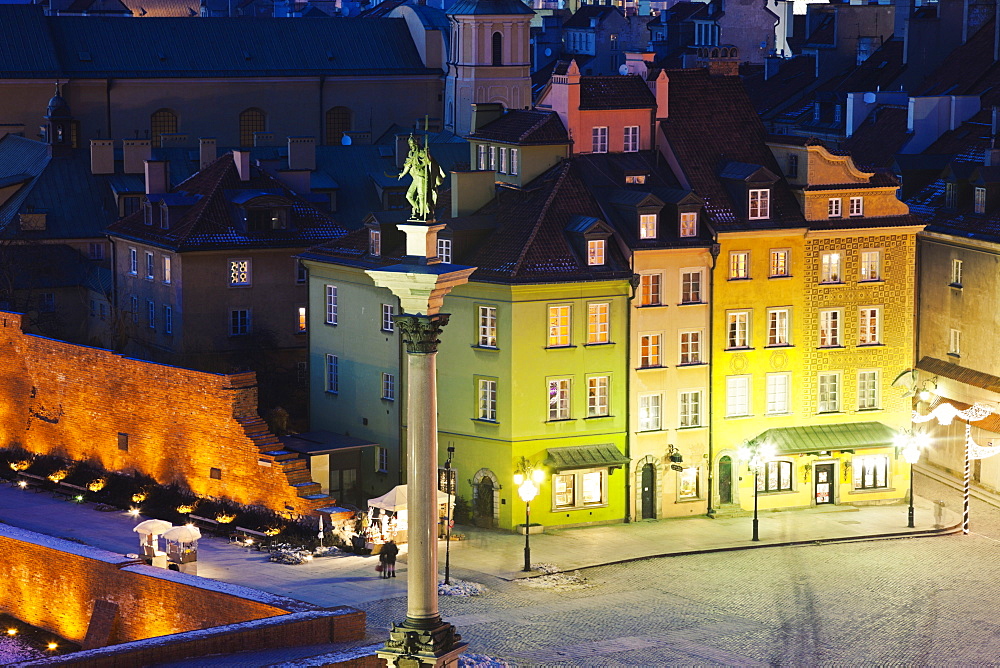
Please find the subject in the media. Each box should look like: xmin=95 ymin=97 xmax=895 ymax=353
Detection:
xmin=233 ymin=150 xmax=251 ymax=182
xmin=451 ymin=170 xmax=496 ymax=217
xmin=654 ymin=71 xmax=669 ymax=120
xmin=199 ymin=137 xmax=217 ymax=169
xmin=287 ymin=136 xmax=316 ymax=171
xmin=764 ymin=54 xmax=781 ymax=81
xmin=395 ymin=133 xmax=411 ymax=169
xmin=145 ymin=159 xmax=169 ymax=195
xmin=470 ymin=103 xmax=505 ymax=133
xmin=253 ymin=131 xmax=275 ymax=147
xmin=90 ymin=139 xmax=114 ymax=175
xmin=123 ymin=138 xmax=151 ymax=174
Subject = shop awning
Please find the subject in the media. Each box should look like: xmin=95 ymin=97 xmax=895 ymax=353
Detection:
xmin=545 ymin=444 xmax=629 ymax=471
xmin=751 ymin=422 xmax=898 ymax=455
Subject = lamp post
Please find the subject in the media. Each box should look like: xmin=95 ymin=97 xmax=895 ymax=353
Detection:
xmin=443 ymin=445 xmax=454 ymax=586
xmin=895 ymin=430 xmax=929 ymax=528
xmin=514 ymin=463 xmax=544 ymax=572
xmin=737 ymin=441 xmax=775 ymax=542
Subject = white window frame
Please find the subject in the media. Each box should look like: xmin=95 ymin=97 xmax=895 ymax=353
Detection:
xmin=587 ymin=302 xmax=610 ymax=344
xmin=478 ymin=378 xmax=497 ymax=421
xmin=769 ymin=249 xmax=790 ymax=277
xmin=850 ymin=196 xmax=864 ymax=216
xmin=498 ymin=146 xmax=508 ymax=174
xmin=639 ymin=213 xmax=657 ymax=239
xmin=853 ymin=454 xmax=889 ymax=489
xmin=163 ymin=256 xmax=172 ymax=284
xmin=726 ymin=375 xmax=751 ymax=417
xmin=748 ymin=189 xmax=769 ymax=220
xmin=592 ymin=126 xmax=608 ymax=153
xmin=858 ymin=306 xmax=880 ymax=345
xmin=858 ymin=369 xmax=879 ymax=410
xmin=142 ymin=252 xmax=153 ymax=280
xmin=623 ymin=125 xmax=639 ymax=152
xmin=820 ymin=251 xmax=842 ymax=283
xmin=553 ymin=468 xmax=607 ymax=509
xmin=828 ymin=197 xmax=842 ymax=218
xmin=639 ymin=333 xmax=661 ymax=368
xmin=128 ymin=247 xmax=137 ymax=275
xmin=638 ymin=393 xmax=662 ymax=431
xmin=548 ymin=378 xmax=571 ymax=420
xmin=325 ymin=285 xmax=338 ymax=325
xmin=949 ymin=328 xmax=961 ymax=356
xmin=951 ymin=259 xmax=963 ymax=287
xmin=679 ymin=330 xmax=701 ymax=365
xmin=818 ymin=372 xmax=840 ymax=413
xmin=679 ymin=212 xmax=697 ymax=237
xmin=819 ymin=309 xmax=841 ymax=347
xmin=766 ymin=373 xmax=790 ymax=415
xmin=729 ymin=251 xmax=749 ymax=279
xmin=163 ymin=305 xmax=172 ymax=334
xmin=381 ymin=304 xmax=394 ymax=332
xmin=681 ymin=269 xmax=702 ymax=304
xmin=437 ymin=238 xmax=452 ymax=263
xmin=679 ymin=390 xmax=702 ymax=427
xmin=860 ymin=250 xmax=880 ymax=281
xmin=382 ymin=372 xmax=396 ymax=401
xmin=477 ymin=144 xmax=488 ymax=171
xmin=548 ymin=304 xmax=571 ymax=347
xmin=587 ymin=375 xmax=609 ymax=417
xmin=375 ymin=446 xmax=389 ymax=473
xmin=639 ymin=273 xmax=661 ymax=306
xmin=229 ymin=258 xmax=251 ymax=287
xmin=767 ymin=308 xmax=790 ymax=346
xmin=147 ymin=299 xmax=155 ymax=329
xmin=510 ymin=148 xmax=519 ymax=176
xmin=975 ymin=187 xmax=986 ymax=214
xmin=587 ymin=239 xmax=605 ymax=266
xmin=727 ymin=311 xmax=750 ymax=349
xmin=478 ymin=305 xmax=497 ymax=347
xmin=489 ymin=145 xmax=497 ymax=170
xmin=325 ymin=354 xmax=339 ymax=393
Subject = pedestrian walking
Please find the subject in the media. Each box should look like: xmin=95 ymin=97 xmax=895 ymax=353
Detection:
xmin=379 ymin=540 xmax=399 ymax=578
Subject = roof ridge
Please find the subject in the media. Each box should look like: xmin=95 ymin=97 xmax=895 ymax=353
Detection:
xmin=170 ymin=153 xmax=235 ymax=244
xmin=510 ymin=160 xmax=572 ymax=276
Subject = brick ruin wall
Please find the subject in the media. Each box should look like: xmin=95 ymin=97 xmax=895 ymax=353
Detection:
xmin=0 ymin=311 xmax=327 ymax=516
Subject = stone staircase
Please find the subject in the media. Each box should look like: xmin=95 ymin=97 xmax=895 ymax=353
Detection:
xmin=237 ymin=417 xmax=334 ymax=509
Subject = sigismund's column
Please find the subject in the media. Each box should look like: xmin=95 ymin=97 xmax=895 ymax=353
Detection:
xmin=368 ymin=137 xmax=475 ymax=667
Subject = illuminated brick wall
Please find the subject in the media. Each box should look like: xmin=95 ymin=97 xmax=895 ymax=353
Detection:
xmin=0 ymin=311 xmax=327 ymax=516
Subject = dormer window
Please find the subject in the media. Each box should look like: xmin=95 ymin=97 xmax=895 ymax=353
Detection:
xmin=680 ymin=212 xmax=697 ymax=237
xmin=975 ymin=187 xmax=986 ymax=214
xmin=625 ymin=174 xmax=646 ymax=185
xmin=437 ymin=238 xmax=452 ymax=263
xmin=246 ymin=207 xmax=288 ymax=232
xmin=160 ymin=201 xmax=170 ymax=229
xmin=369 ymin=229 xmax=381 ymax=256
xmin=749 ymin=189 xmax=769 ymax=220
xmin=588 ymin=239 xmax=605 ymax=266
xmin=639 ymin=214 xmax=657 ymax=239
xmin=144 ymin=203 xmax=153 ymax=226
xmin=945 ymin=183 xmax=957 ymax=208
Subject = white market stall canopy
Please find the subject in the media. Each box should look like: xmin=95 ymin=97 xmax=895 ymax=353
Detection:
xmin=368 ymin=484 xmax=452 ymax=512
xmin=163 ymin=525 xmax=202 ymax=542
xmin=132 ymin=519 xmax=173 ymax=535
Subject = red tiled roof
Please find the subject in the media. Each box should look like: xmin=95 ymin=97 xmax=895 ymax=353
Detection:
xmin=579 ymin=75 xmax=656 ymax=110
xmin=841 ymin=106 xmax=911 ymax=170
xmin=469 ymin=110 xmax=569 ymax=145
xmin=918 ymin=356 xmax=1000 ymax=395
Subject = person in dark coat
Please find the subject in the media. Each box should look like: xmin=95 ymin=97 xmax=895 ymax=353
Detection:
xmin=379 ymin=540 xmax=399 ymax=578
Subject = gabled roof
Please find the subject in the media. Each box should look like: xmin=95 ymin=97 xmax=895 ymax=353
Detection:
xmin=469 ymin=110 xmax=569 ymax=145
xmin=0 ymin=4 xmax=435 ymax=78
xmin=718 ymin=161 xmax=777 ymax=183
xmin=446 ymin=0 xmax=532 ymax=15
xmin=563 ymin=4 xmax=620 ymax=29
xmin=580 ymin=75 xmax=656 ymax=110
xmin=107 ymin=152 xmax=348 ymax=251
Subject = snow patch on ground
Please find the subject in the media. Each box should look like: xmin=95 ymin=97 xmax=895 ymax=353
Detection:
xmin=438 ymin=578 xmax=487 ymax=597
xmin=0 ymin=636 xmax=46 ymax=663
xmin=459 ymin=652 xmax=510 ymax=667
xmin=516 ymin=563 xmax=592 ymax=590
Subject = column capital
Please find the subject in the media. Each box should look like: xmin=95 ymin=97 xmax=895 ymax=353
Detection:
xmin=396 ymin=313 xmax=451 ymax=354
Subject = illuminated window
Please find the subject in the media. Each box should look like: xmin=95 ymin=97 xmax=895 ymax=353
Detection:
xmin=478 ymin=378 xmax=497 ymax=421
xmin=679 ymin=330 xmax=701 ymax=364
xmin=819 ymin=309 xmax=841 ymax=347
xmin=326 ymin=354 xmax=338 ymax=393
xmin=678 ymin=467 xmax=700 ymax=499
xmin=638 ymin=393 xmax=661 ymax=431
xmin=587 ymin=303 xmax=609 ymax=344
xmin=547 ymin=305 xmax=571 ymax=347
xmin=680 ymin=212 xmax=697 ymax=237
xmin=828 ymin=198 xmax=842 ymax=218
xmin=478 ymin=306 xmax=497 ymax=347
xmin=820 ymin=252 xmax=841 ymax=283
xmin=767 ymin=309 xmax=789 ymax=346
xmin=382 ymin=373 xmax=395 ymax=401
xmin=230 ymin=309 xmax=250 ymax=336
xmin=548 ymin=378 xmax=571 ymax=420
xmin=298 ymin=306 xmax=307 ymax=333
xmin=587 ymin=376 xmax=609 ymax=417
xmin=818 ymin=373 xmax=840 ymax=412
xmin=587 ymin=239 xmax=605 ymax=266
xmin=163 ymin=256 xmax=171 ymax=284
xmin=860 ymin=250 xmax=880 ymax=281
xmin=760 ymin=461 xmax=793 ymax=492
xmin=639 ymin=214 xmax=657 ymax=239
xmin=681 ymin=270 xmax=702 ymax=303
xmin=679 ymin=390 xmax=702 ymax=427
xmin=229 ymin=259 xmax=251 ymax=286
xmin=859 ymin=307 xmax=880 ymax=345
xmin=639 ymin=333 xmax=661 ymax=367
xmin=624 ymin=126 xmax=639 ymax=152
xmin=369 ymin=229 xmax=381 ymax=256
xmin=748 ymin=189 xmax=769 ymax=219
xmin=381 ymin=304 xmax=394 ymax=332
xmin=625 ymin=174 xmax=646 ymax=184
xmin=726 ymin=376 xmax=750 ymax=417
xmin=325 ymin=285 xmax=338 ymax=325
xmin=850 ymin=196 xmax=864 ymax=216
xmin=858 ymin=370 xmax=879 ymax=409
xmin=592 ymin=126 xmax=608 ymax=153
xmin=853 ymin=455 xmax=888 ymax=489
xmin=639 ymin=273 xmax=661 ymax=306
xmin=729 ymin=251 xmax=749 ymax=279
xmin=727 ymin=311 xmax=749 ymax=348
xmin=325 ymin=106 xmax=351 ymax=145
xmin=766 ymin=373 xmax=789 ymax=414
xmin=150 ymin=109 xmax=177 ymax=148
xmin=770 ymin=249 xmax=789 ymax=277
xmin=238 ymin=108 xmax=266 ymax=147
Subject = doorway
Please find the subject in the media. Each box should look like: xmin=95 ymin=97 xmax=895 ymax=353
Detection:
xmin=814 ymin=463 xmax=835 ymax=505
xmin=474 ymin=478 xmax=496 ymax=528
xmin=641 ymin=463 xmax=656 ymax=519
xmin=719 ymin=456 xmax=733 ymax=504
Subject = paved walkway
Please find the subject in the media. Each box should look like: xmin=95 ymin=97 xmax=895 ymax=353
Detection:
xmin=0 ymin=478 xmax=960 ymax=609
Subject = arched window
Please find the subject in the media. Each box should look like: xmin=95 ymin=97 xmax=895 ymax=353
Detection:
xmin=325 ymin=106 xmax=352 ymax=145
xmin=492 ymin=31 xmax=503 ymax=66
xmin=150 ymin=109 xmax=178 ymax=148
xmin=238 ymin=108 xmax=266 ymax=147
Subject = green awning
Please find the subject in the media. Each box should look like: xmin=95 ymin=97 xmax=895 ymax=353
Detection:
xmin=750 ymin=422 xmax=898 ymax=455
xmin=545 ymin=444 xmax=629 ymax=471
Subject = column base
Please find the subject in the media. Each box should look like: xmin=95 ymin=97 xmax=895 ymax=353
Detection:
xmin=377 ymin=618 xmax=466 ymax=668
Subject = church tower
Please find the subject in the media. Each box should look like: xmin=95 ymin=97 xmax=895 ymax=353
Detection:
xmin=444 ymin=0 xmax=534 ymax=136
xmin=42 ymin=84 xmax=78 ymax=158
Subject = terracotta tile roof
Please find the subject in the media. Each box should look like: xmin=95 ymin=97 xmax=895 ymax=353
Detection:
xmin=107 ymin=153 xmax=348 ymax=252
xmin=469 ymin=110 xmax=569 ymax=145
xmin=579 ymin=75 xmax=655 ymax=110
xmin=918 ymin=356 xmax=1000 ymax=395
xmin=841 ymin=106 xmax=911 ymax=170
xmin=805 ymin=212 xmax=924 ymax=231
xmin=659 ymin=68 xmax=806 ymax=232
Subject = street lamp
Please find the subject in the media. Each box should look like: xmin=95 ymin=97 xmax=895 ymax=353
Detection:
xmin=737 ymin=441 xmax=776 ymax=542
xmin=895 ymin=430 xmax=930 ymax=528
xmin=443 ymin=445 xmax=455 ymax=585
xmin=514 ymin=464 xmax=544 ymax=572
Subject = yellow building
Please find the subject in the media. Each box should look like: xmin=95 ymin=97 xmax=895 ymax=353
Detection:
xmin=706 ymin=137 xmax=924 ymax=515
